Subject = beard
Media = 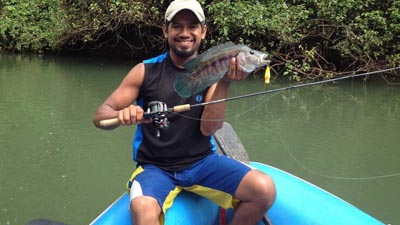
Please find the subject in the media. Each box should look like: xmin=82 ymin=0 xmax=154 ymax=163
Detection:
xmin=167 ymin=38 xmax=202 ymax=58
xmin=170 ymin=45 xmax=197 ymax=58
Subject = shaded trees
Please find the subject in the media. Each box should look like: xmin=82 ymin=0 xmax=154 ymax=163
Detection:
xmin=0 ymin=0 xmax=399 ymax=79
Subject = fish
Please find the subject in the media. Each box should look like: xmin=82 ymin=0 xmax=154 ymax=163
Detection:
xmin=174 ymin=42 xmax=271 ymax=98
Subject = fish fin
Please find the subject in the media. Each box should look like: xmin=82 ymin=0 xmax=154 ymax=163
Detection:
xmin=184 ymin=57 xmax=202 ymax=72
xmin=174 ymin=74 xmax=197 ymax=98
xmin=192 ymin=71 xmax=227 ymax=93
xmin=174 ymin=71 xmax=226 ymax=98
xmin=201 ymin=42 xmax=237 ymax=61
xmin=204 ymin=42 xmax=236 ymax=53
xmin=185 ymin=42 xmax=237 ymax=72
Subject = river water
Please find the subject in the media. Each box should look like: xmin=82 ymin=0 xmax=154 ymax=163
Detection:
xmin=0 ymin=53 xmax=399 ymax=225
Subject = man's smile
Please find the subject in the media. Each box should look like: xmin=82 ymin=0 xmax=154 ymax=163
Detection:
xmin=176 ymin=39 xmax=194 ymax=48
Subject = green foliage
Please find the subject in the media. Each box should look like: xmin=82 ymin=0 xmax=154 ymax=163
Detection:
xmin=386 ymin=0 xmax=400 ymax=67
xmin=207 ymin=1 xmax=312 ymax=48
xmin=64 ymin=1 xmax=150 ymax=42
xmin=61 ymin=0 xmax=165 ymax=54
xmin=0 ymin=0 xmax=66 ymax=52
xmin=0 ymin=0 xmax=399 ymax=79
xmin=313 ymin=0 xmax=397 ymax=67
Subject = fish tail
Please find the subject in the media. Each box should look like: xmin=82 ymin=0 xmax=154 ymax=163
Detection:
xmin=174 ymin=74 xmax=197 ymax=98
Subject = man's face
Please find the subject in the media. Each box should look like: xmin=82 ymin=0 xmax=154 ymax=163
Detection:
xmin=163 ymin=10 xmax=207 ymax=59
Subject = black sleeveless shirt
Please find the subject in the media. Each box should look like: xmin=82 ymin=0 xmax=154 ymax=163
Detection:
xmin=132 ymin=52 xmax=215 ymax=171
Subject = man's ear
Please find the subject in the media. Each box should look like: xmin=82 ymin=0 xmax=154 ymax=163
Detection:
xmin=162 ymin=24 xmax=168 ymax=39
xmin=201 ymin=24 xmax=207 ymax=39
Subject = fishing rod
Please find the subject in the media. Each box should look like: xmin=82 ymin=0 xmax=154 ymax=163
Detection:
xmin=190 ymin=66 xmax=400 ymax=108
xmin=100 ymin=66 xmax=400 ymax=131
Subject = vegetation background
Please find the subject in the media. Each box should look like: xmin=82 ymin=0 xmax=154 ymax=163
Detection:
xmin=0 ymin=0 xmax=399 ymax=80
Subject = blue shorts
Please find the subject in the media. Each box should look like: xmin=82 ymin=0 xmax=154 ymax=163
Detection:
xmin=127 ymin=153 xmax=251 ymax=213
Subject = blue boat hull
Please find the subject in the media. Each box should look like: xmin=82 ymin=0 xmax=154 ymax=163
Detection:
xmin=90 ymin=162 xmax=384 ymax=225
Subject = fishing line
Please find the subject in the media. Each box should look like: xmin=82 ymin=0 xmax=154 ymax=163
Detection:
xmin=279 ymin=136 xmax=400 ymax=180
xmin=225 ymin=91 xmax=279 ymax=120
xmin=171 ymin=91 xmax=281 ymax=121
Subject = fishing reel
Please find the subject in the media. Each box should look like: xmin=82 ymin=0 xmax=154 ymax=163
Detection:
xmin=145 ymin=101 xmax=169 ymax=138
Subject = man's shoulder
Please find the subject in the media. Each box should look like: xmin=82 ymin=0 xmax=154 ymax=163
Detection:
xmin=143 ymin=52 xmax=169 ymax=64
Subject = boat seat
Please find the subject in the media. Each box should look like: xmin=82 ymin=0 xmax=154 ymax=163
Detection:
xmin=214 ymin=122 xmax=249 ymax=164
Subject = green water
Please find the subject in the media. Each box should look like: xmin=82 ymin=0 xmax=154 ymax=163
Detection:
xmin=1 ymin=53 xmax=399 ymax=225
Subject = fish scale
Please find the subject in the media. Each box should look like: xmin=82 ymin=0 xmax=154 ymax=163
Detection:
xmin=174 ymin=42 xmax=270 ymax=98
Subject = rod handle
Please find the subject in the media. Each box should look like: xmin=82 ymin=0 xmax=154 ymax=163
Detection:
xmin=173 ymin=104 xmax=191 ymax=113
xmin=98 ymin=104 xmax=191 ymax=127
xmin=99 ymin=118 xmax=120 ymax=127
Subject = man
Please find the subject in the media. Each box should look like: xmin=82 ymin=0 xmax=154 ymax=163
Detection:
xmin=93 ymin=0 xmax=276 ymax=224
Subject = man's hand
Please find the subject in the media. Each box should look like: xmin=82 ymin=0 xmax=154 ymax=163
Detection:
xmin=117 ymin=105 xmax=152 ymax=125
xmin=221 ymin=57 xmax=249 ymax=84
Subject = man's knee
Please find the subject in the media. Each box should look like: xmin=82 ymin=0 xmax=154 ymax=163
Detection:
xmin=130 ymin=196 xmax=161 ymax=220
xmin=255 ymin=173 xmax=276 ymax=209
xmin=238 ymin=170 xmax=276 ymax=209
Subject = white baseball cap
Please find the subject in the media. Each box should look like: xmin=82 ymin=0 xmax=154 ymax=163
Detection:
xmin=165 ymin=0 xmax=205 ymax=23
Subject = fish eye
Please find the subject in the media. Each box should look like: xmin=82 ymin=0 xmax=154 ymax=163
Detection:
xmin=250 ymin=50 xmax=255 ymax=55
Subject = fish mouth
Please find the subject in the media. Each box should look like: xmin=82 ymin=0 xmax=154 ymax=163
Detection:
xmin=262 ymin=54 xmax=271 ymax=65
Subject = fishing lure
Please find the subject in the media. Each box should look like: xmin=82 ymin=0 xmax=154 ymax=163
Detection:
xmin=264 ymin=66 xmax=271 ymax=84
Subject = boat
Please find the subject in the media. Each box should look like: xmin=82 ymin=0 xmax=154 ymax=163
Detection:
xmin=88 ymin=122 xmax=385 ymax=225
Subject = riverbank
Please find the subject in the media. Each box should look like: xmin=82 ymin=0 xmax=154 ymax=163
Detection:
xmin=1 ymin=0 xmax=399 ymax=80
